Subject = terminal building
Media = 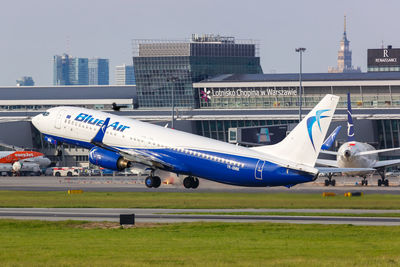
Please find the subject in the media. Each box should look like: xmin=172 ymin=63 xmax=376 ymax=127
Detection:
xmin=1 ymin=36 xmax=400 ymax=166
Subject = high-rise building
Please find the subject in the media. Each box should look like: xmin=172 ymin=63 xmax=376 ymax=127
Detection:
xmin=133 ymin=34 xmax=263 ymax=108
xmin=69 ymin=57 xmax=88 ymax=85
xmin=53 ymin=54 xmax=70 ymax=85
xmin=89 ymin=58 xmax=109 ymax=85
xmin=53 ymin=54 xmax=90 ymax=85
xmin=16 ymin=76 xmax=34 ymax=86
xmin=328 ymin=16 xmax=361 ymax=73
xmin=115 ymin=64 xmax=135 ymax=85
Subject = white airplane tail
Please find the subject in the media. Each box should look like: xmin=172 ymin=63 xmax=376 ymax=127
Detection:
xmin=252 ymin=94 xmax=339 ymax=167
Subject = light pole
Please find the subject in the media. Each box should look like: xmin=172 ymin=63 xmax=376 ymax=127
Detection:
xmin=295 ymin=47 xmax=306 ymax=122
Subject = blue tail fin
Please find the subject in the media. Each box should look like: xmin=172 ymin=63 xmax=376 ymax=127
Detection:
xmin=347 ymin=92 xmax=355 ymax=142
xmin=321 ymin=125 xmax=342 ymax=150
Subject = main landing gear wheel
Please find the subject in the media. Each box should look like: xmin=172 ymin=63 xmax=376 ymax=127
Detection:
xmin=324 ymin=173 xmax=336 ymax=186
xmin=377 ymin=168 xmax=389 ymax=187
xmin=145 ymin=176 xmax=161 ymax=188
xmin=361 ymin=177 xmax=368 ymax=186
xmin=183 ymin=176 xmax=199 ymax=189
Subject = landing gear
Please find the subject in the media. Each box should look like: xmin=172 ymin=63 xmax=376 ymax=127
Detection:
xmin=324 ymin=173 xmax=336 ymax=186
xmin=377 ymin=168 xmax=389 ymax=187
xmin=183 ymin=176 xmax=199 ymax=189
xmin=361 ymin=176 xmax=368 ymax=186
xmin=145 ymin=175 xmax=161 ymax=188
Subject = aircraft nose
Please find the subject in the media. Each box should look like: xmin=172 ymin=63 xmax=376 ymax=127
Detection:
xmin=31 ymin=114 xmax=40 ymax=128
xmin=44 ymin=158 xmax=51 ymax=167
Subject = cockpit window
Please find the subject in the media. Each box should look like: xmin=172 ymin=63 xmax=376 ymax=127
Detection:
xmin=42 ymin=112 xmax=50 ymax=116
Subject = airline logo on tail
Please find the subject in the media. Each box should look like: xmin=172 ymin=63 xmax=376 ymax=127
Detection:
xmin=347 ymin=92 xmax=355 ymax=142
xmin=307 ymin=109 xmax=330 ymax=150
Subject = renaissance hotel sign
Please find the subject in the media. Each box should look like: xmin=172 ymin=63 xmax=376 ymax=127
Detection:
xmin=368 ymin=48 xmax=400 ymax=67
xmin=200 ymin=88 xmax=297 ymax=102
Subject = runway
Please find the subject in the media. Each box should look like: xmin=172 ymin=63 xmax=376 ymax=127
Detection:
xmin=1 ymin=175 xmax=400 ymax=194
xmin=1 ymin=208 xmax=400 ymax=226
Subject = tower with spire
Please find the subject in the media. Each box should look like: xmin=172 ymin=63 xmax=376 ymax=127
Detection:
xmin=328 ymin=15 xmax=361 ymax=73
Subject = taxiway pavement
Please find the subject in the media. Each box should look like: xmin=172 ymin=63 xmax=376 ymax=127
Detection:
xmin=1 ymin=208 xmax=400 ymax=226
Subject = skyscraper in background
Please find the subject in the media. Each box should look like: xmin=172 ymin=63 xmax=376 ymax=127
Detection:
xmin=115 ymin=64 xmax=135 ymax=85
xmin=89 ymin=58 xmax=109 ymax=85
xmin=54 ymin=54 xmax=108 ymax=85
xmin=69 ymin=57 xmax=88 ymax=85
xmin=53 ymin=54 xmax=70 ymax=85
xmin=328 ymin=16 xmax=361 ymax=73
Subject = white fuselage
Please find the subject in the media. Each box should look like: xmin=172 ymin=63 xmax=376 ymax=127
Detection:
xmin=31 ymin=106 xmax=324 ymax=187
xmin=337 ymin=141 xmax=377 ymax=176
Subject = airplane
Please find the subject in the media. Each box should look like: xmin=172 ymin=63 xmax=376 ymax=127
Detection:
xmin=31 ymin=94 xmax=373 ymax=189
xmin=0 ymin=150 xmax=51 ymax=176
xmin=317 ymin=92 xmax=400 ymax=186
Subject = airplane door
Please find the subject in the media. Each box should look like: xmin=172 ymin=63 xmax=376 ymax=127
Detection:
xmin=55 ymin=110 xmax=65 ymax=129
xmin=255 ymin=160 xmax=265 ymax=180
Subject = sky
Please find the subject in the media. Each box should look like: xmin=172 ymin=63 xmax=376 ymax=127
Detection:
xmin=1 ymin=0 xmax=400 ymax=86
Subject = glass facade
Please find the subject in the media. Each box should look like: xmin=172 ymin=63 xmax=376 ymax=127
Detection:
xmin=196 ymin=119 xmax=296 ymax=142
xmin=53 ymin=54 xmax=70 ymax=85
xmin=197 ymin=85 xmax=400 ymax=109
xmin=377 ymin=120 xmax=400 ymax=149
xmin=133 ymin=36 xmax=262 ymax=108
xmin=115 ymin=65 xmax=135 ymax=85
xmin=89 ymin=58 xmax=109 ymax=85
xmin=69 ymin=58 xmax=88 ymax=85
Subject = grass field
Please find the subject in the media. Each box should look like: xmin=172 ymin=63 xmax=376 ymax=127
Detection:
xmin=1 ymin=190 xmax=400 ymax=209
xmin=0 ymin=219 xmax=399 ymax=266
xmin=167 ymin=211 xmax=400 ymax=218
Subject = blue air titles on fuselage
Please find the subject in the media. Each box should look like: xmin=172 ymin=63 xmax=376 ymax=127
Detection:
xmin=74 ymin=113 xmax=130 ymax=132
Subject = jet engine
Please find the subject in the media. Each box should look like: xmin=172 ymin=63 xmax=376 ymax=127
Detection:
xmin=12 ymin=162 xmax=22 ymax=172
xmin=89 ymin=147 xmax=130 ymax=171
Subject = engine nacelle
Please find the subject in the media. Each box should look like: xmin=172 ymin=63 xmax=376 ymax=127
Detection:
xmin=12 ymin=162 xmax=22 ymax=172
xmin=89 ymin=147 xmax=130 ymax=171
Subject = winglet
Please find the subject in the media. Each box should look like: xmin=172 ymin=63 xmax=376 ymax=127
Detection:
xmin=91 ymin=117 xmax=110 ymax=144
xmin=347 ymin=92 xmax=355 ymax=142
xmin=321 ymin=125 xmax=342 ymax=150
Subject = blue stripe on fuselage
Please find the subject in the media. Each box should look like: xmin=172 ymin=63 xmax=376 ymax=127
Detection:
xmin=45 ymin=134 xmax=314 ymax=187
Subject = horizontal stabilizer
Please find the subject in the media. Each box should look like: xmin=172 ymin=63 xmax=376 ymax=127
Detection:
xmin=315 ymin=158 xmax=338 ymax=167
xmin=317 ymin=167 xmax=375 ymax=174
xmin=319 ymin=150 xmax=338 ymax=156
xmin=356 ymin=147 xmax=400 ymax=156
xmin=373 ymin=159 xmax=400 ymax=169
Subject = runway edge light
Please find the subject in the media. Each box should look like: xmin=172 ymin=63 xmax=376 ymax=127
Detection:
xmin=344 ymin=192 xmax=363 ymax=197
xmin=322 ymin=192 xmax=336 ymax=197
xmin=68 ymin=190 xmax=83 ymax=195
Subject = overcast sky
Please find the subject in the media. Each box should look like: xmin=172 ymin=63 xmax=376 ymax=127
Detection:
xmin=1 ymin=0 xmax=399 ymax=86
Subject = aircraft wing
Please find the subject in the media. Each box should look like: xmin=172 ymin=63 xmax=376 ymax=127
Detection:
xmin=90 ymin=117 xmax=184 ymax=172
xmin=356 ymin=147 xmax=400 ymax=156
xmin=373 ymin=159 xmax=400 ymax=169
xmin=317 ymin=167 xmax=375 ymax=174
xmin=315 ymin=158 xmax=338 ymax=167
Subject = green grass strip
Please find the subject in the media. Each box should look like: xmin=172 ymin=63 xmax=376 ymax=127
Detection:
xmin=166 ymin=211 xmax=400 ymax=218
xmin=1 ymin=190 xmax=400 ymax=209
xmin=0 ymin=219 xmax=400 ymax=266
